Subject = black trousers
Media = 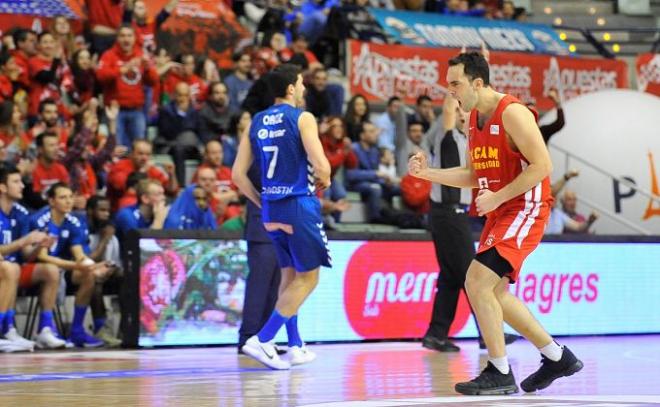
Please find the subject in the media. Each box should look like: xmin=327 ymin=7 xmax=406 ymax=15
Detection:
xmin=238 ymin=241 xmax=281 ymax=347
xmin=426 ymin=202 xmax=475 ymax=339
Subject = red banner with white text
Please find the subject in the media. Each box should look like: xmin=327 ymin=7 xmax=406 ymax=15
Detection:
xmin=348 ymin=40 xmax=629 ymax=111
xmin=636 ymin=53 xmax=660 ymax=97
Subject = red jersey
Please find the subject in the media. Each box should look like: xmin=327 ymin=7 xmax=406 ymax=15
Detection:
xmin=468 ymin=95 xmax=552 ymax=216
xmin=0 ymin=74 xmax=13 ymax=102
xmin=10 ymin=50 xmax=30 ymax=89
xmin=32 ymin=160 xmax=70 ymax=196
xmin=468 ymin=94 xmax=552 ymax=280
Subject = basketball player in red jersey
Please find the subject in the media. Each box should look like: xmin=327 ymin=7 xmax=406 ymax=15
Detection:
xmin=409 ymin=52 xmax=583 ymax=395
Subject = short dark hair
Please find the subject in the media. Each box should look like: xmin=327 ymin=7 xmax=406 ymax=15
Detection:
xmin=86 ymin=195 xmax=109 ymax=211
xmin=38 ymin=98 xmax=58 ymax=114
xmin=37 ymin=31 xmax=53 ymax=42
xmin=0 ymin=50 xmax=12 ymax=67
xmin=47 ymin=182 xmax=71 ymax=199
xmin=36 ymin=131 xmax=58 ymax=148
xmin=408 ymin=120 xmax=424 ymax=131
xmin=118 ymin=23 xmax=135 ymax=33
xmin=126 ymin=171 xmax=148 ymax=190
xmin=416 ymin=95 xmax=432 ymax=105
xmin=387 ymin=96 xmax=401 ymax=107
xmin=266 ymin=63 xmax=301 ymax=99
xmin=0 ymin=163 xmax=20 ymax=185
xmin=0 ymin=100 xmax=14 ymax=127
xmin=12 ymin=28 xmax=35 ymax=47
xmin=448 ymin=52 xmax=490 ymax=86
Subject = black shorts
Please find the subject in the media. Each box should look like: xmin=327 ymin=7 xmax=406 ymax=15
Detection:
xmin=475 ymin=247 xmax=513 ymax=279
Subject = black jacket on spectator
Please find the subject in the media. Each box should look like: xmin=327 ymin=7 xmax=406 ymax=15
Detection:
xmin=199 ymin=102 xmax=232 ymax=143
xmin=305 ymin=87 xmax=332 ymax=120
xmin=157 ymin=102 xmax=201 ymax=141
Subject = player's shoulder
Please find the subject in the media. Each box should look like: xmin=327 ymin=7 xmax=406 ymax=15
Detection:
xmin=32 ymin=207 xmax=51 ymax=226
xmin=64 ymin=213 xmax=83 ymax=228
xmin=11 ymin=203 xmax=29 ymax=217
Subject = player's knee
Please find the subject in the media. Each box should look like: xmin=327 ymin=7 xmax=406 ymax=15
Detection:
xmin=465 ymin=268 xmax=485 ymax=299
xmin=0 ymin=261 xmax=20 ymax=282
xmin=43 ymin=265 xmax=60 ymax=285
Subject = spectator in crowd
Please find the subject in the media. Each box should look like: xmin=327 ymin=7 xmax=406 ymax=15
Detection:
xmin=0 ymin=164 xmax=65 ymax=350
xmin=85 ymin=195 xmax=123 ymax=347
xmin=346 ymin=122 xmax=399 ymax=223
xmin=561 ymin=190 xmax=594 ymax=233
xmin=500 ymin=0 xmax=516 ymax=19
xmin=28 ymin=182 xmax=110 ymax=348
xmin=320 ymin=116 xmax=356 ymax=224
xmin=252 ymin=31 xmax=286 ymax=78
xmin=31 ymin=132 xmax=70 ymax=204
xmin=441 ymin=0 xmax=486 ymax=16
xmin=86 ymin=0 xmax=125 ymax=56
xmin=0 ymin=51 xmax=20 ymax=103
xmin=374 ymin=96 xmax=402 ymax=151
xmin=378 ymin=148 xmax=399 ymax=186
xmin=156 ymin=82 xmax=202 ymax=185
xmin=394 ymin=117 xmax=425 ymax=177
xmin=28 ymin=31 xmax=71 ymax=122
xmin=393 ymin=0 xmax=424 ymax=10
xmin=114 ymin=179 xmax=169 ymax=241
xmin=25 ymin=99 xmax=69 ymax=153
xmin=62 ymin=103 xmax=118 ymax=207
xmin=10 ymin=28 xmax=37 ymax=89
xmin=199 ymin=82 xmax=232 ymax=142
xmin=225 ymin=51 xmax=254 ymax=114
xmin=292 ymin=0 xmax=340 ymax=45
xmin=223 ymin=110 xmax=252 ymax=167
xmin=107 ymin=139 xmax=178 ymax=211
xmin=193 ymin=141 xmax=241 ymax=223
xmin=546 ymin=172 xmax=599 ymax=234
xmin=96 ymin=24 xmax=159 ymax=148
xmin=162 ymin=53 xmax=208 ymax=108
xmin=279 ymin=33 xmax=323 ymax=71
xmin=124 ymin=0 xmax=179 ymax=55
xmin=305 ymin=68 xmax=333 ymax=120
xmin=254 ymin=0 xmax=291 ymax=39
xmin=536 ymin=88 xmax=565 ymax=144
xmin=50 ymin=15 xmax=79 ymax=59
xmin=69 ymin=49 xmax=98 ymax=110
xmin=118 ymin=171 xmax=148 ymax=210
xmin=164 ymin=184 xmax=217 ymax=230
xmin=408 ymin=95 xmax=435 ymax=133
xmin=0 ymin=101 xmax=26 ymax=161
xmin=344 ymin=94 xmax=370 ymax=141
xmin=196 ymin=57 xmax=222 ymax=86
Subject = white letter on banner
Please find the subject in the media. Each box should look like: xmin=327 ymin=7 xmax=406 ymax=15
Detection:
xmin=479 ymin=27 xmax=534 ymax=52
xmin=414 ymin=23 xmax=481 ymax=48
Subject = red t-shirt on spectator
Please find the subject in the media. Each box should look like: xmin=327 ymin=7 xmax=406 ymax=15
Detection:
xmin=87 ymin=0 xmax=123 ymax=30
xmin=32 ymin=160 xmax=70 ymax=196
xmin=96 ymin=43 xmax=159 ymax=109
xmin=27 ymin=55 xmax=72 ymax=119
xmin=0 ymin=74 xmax=13 ymax=102
xmin=279 ymin=48 xmax=319 ymax=65
xmin=107 ymin=158 xmax=170 ymax=210
xmin=321 ymin=134 xmax=358 ymax=176
xmin=24 ymin=125 xmax=70 ymax=153
xmin=10 ymin=50 xmax=30 ymax=89
xmin=118 ymin=190 xmax=138 ymax=210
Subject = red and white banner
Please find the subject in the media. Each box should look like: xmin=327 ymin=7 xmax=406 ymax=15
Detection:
xmin=348 ymin=40 xmax=629 ymax=111
xmin=636 ymin=53 xmax=660 ymax=97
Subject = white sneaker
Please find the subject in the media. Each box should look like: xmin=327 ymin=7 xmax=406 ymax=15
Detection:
xmin=0 ymin=338 xmax=32 ymax=353
xmin=241 ymin=335 xmax=291 ymax=370
xmin=289 ymin=345 xmax=317 ymax=365
xmin=4 ymin=327 xmax=35 ymax=351
xmin=35 ymin=327 xmax=67 ymax=350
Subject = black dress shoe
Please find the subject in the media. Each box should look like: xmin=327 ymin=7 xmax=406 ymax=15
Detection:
xmin=422 ymin=335 xmax=460 ymax=352
xmin=479 ymin=333 xmax=521 ymax=349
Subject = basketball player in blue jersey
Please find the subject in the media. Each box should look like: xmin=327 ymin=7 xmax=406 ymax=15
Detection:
xmin=233 ymin=64 xmax=332 ymax=370
xmin=26 ymin=182 xmax=109 ymax=348
xmin=0 ymin=164 xmax=68 ymax=350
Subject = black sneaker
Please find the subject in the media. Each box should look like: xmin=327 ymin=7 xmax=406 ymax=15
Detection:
xmin=520 ymin=346 xmax=583 ymax=393
xmin=422 ymin=335 xmax=460 ymax=352
xmin=479 ymin=333 xmax=520 ymax=349
xmin=455 ymin=361 xmax=518 ymax=395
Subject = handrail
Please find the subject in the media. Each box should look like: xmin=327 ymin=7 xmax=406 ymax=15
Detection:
xmin=549 ymin=143 xmax=660 ymax=204
xmin=572 ymin=195 xmax=652 ymax=235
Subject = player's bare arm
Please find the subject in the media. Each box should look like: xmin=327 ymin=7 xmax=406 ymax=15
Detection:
xmin=408 ymin=146 xmax=478 ymax=189
xmin=232 ymin=127 xmax=262 ymax=208
xmin=299 ymin=112 xmax=331 ymax=190
xmin=475 ymin=103 xmax=553 ymax=216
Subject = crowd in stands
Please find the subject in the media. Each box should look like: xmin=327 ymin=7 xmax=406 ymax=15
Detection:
xmin=0 ymin=0 xmax=593 ymax=352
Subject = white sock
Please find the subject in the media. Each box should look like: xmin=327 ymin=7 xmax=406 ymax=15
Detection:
xmin=489 ymin=356 xmax=510 ymax=374
xmin=540 ymin=341 xmax=563 ymax=362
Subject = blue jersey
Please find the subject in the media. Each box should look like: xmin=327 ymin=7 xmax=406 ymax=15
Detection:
xmin=0 ymin=203 xmax=30 ymax=262
xmin=250 ymin=103 xmax=315 ymax=201
xmin=114 ymin=204 xmax=151 ymax=240
xmin=26 ymin=207 xmax=87 ymax=259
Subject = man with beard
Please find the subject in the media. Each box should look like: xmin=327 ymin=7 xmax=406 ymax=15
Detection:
xmin=199 ymin=82 xmax=232 ymax=142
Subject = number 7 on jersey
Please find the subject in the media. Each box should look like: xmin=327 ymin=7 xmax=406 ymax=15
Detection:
xmin=263 ymin=146 xmax=279 ymax=179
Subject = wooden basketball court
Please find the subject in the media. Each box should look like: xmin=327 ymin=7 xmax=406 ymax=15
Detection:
xmin=0 ymin=335 xmax=658 ymax=406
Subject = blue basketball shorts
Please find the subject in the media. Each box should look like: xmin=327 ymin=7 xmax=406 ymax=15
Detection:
xmin=262 ymin=196 xmax=332 ymax=272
